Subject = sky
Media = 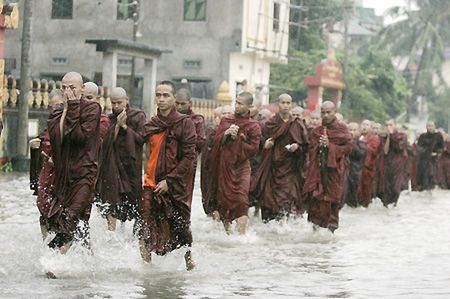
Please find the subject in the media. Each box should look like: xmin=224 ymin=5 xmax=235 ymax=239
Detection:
xmin=363 ymin=0 xmax=408 ymax=24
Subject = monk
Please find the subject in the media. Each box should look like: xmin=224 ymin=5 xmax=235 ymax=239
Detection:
xmin=381 ymin=119 xmax=408 ymax=207
xmin=342 ymin=122 xmax=367 ymax=208
xmin=357 ymin=120 xmax=380 ymax=207
xmin=97 ymin=87 xmax=146 ymax=231
xmin=307 ymin=110 xmax=321 ymax=133
xmin=291 ymin=106 xmax=304 ymax=119
xmin=258 ymin=108 xmax=273 ymax=126
xmin=373 ymin=123 xmax=386 ymax=200
xmin=46 ymin=72 xmax=101 ymax=252
xmin=138 ymin=81 xmax=197 ymax=270
xmin=201 ymin=106 xmax=222 ymax=217
xmin=437 ymin=134 xmax=450 ymax=189
xmin=251 ymin=94 xmax=308 ymax=221
xmin=84 ymin=82 xmax=111 ymax=142
xmin=415 ymin=121 xmax=444 ymax=191
xmin=208 ymin=92 xmax=262 ymax=235
xmin=29 ymin=90 xmax=64 ymax=240
xmin=302 ymin=101 xmax=352 ymax=232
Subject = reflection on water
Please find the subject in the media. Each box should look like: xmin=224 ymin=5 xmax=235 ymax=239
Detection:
xmin=1 ymin=173 xmax=450 ymax=298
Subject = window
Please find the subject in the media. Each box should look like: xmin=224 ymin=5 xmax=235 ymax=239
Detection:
xmin=51 ymin=0 xmax=73 ymax=19
xmin=183 ymin=60 xmax=202 ymax=70
xmin=273 ymin=2 xmax=280 ymax=32
xmin=51 ymin=57 xmax=68 ymax=65
xmin=184 ymin=0 xmax=206 ymax=21
xmin=117 ymin=0 xmax=134 ymax=20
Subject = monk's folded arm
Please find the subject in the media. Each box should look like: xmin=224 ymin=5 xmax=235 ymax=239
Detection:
xmin=239 ymin=125 xmax=262 ymax=158
xmin=66 ymin=101 xmax=101 ymax=144
xmin=390 ymin=134 xmax=407 ymax=153
xmin=119 ymin=112 xmax=147 ymax=146
xmin=166 ymin=119 xmax=197 ymax=180
xmin=326 ymin=138 xmax=353 ymax=168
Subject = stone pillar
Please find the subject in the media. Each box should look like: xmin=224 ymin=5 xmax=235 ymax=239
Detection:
xmin=143 ymin=57 xmax=157 ymax=117
xmin=102 ymin=52 xmax=117 ymax=88
xmin=0 ymin=1 xmax=19 ymax=163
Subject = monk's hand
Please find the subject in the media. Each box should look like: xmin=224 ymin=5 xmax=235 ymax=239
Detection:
xmin=264 ymin=138 xmax=274 ymax=149
xmin=66 ymin=88 xmax=80 ymax=102
xmin=29 ymin=138 xmax=41 ymax=149
xmin=320 ymin=135 xmax=329 ymax=147
xmin=287 ymin=143 xmax=299 ymax=152
xmin=155 ymin=180 xmax=169 ymax=195
xmin=226 ymin=125 xmax=239 ymax=139
xmin=117 ymin=110 xmax=127 ymax=129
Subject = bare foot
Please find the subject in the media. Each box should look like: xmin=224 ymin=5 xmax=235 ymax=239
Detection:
xmin=46 ymin=271 xmax=57 ymax=279
xmin=139 ymin=239 xmax=152 ymax=263
xmin=211 ymin=210 xmax=221 ymax=222
xmin=107 ymin=216 xmax=117 ymax=231
xmin=59 ymin=242 xmax=72 ymax=255
xmin=184 ymin=251 xmax=196 ymax=271
xmin=236 ymin=215 xmax=249 ymax=235
xmin=223 ymin=221 xmax=232 ymax=235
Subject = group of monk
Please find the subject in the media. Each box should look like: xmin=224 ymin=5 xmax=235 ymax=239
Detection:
xmin=27 ymin=71 xmax=450 ymax=272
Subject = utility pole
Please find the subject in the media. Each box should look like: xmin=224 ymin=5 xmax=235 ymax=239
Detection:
xmin=342 ymin=0 xmax=351 ymax=102
xmin=295 ymin=0 xmax=303 ymax=50
xmin=129 ymin=0 xmax=139 ymax=106
xmin=16 ymin=0 xmax=32 ymax=171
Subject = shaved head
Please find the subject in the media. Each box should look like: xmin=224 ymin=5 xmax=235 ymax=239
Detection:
xmin=278 ymin=93 xmax=292 ymax=102
xmin=291 ymin=106 xmax=303 ymax=119
xmin=61 ymin=72 xmax=84 ymax=100
xmin=238 ymin=92 xmax=254 ymax=106
xmin=322 ymin=101 xmax=336 ymax=110
xmin=48 ymin=89 xmax=63 ymax=108
xmin=309 ymin=110 xmax=321 ymax=127
xmin=214 ymin=106 xmax=222 ymax=126
xmin=361 ymin=119 xmax=372 ymax=135
xmin=426 ymin=120 xmax=436 ymax=133
xmin=258 ymin=108 xmax=272 ymax=121
xmin=249 ymin=106 xmax=259 ymax=119
xmin=110 ymin=87 xmax=129 ymax=115
xmin=348 ymin=122 xmax=360 ymax=138
xmin=84 ymin=82 xmax=99 ymax=102
xmin=62 ymin=72 xmax=83 ymax=85
xmin=221 ymin=105 xmax=233 ymax=118
xmin=321 ymin=101 xmax=336 ymax=125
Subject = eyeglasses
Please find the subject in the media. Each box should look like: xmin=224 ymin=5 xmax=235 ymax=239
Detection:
xmin=155 ymin=93 xmax=171 ymax=98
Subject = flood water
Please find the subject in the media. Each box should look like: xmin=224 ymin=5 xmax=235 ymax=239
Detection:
xmin=1 ymin=172 xmax=450 ymax=298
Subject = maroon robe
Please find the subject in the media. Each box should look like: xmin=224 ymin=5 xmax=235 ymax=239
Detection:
xmin=357 ymin=133 xmax=380 ymax=207
xmin=382 ymin=131 xmax=408 ymax=206
xmin=302 ymin=118 xmax=352 ymax=231
xmin=99 ymin=114 xmax=111 ymax=142
xmin=438 ymin=140 xmax=450 ymax=189
xmin=200 ymin=125 xmax=217 ymax=215
xmin=46 ymin=99 xmax=101 ymax=240
xmin=248 ymin=120 xmax=267 ymax=209
xmin=139 ymin=107 xmax=196 ymax=255
xmin=97 ymin=107 xmax=146 ymax=222
xmin=250 ymin=113 xmax=308 ymax=221
xmin=208 ymin=113 xmax=262 ymax=222
xmin=36 ymin=129 xmax=54 ymax=228
xmin=415 ymin=131 xmax=444 ymax=191
xmin=343 ymin=138 xmax=367 ymax=207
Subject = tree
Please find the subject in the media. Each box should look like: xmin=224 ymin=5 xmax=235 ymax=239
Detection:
xmin=378 ymin=0 xmax=450 ymax=121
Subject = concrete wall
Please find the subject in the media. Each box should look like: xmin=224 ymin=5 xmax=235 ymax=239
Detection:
xmin=5 ymin=0 xmax=244 ymax=98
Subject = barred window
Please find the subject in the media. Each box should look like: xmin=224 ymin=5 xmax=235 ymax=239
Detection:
xmin=51 ymin=0 xmax=73 ymax=19
xmin=117 ymin=0 xmax=134 ymax=20
xmin=184 ymin=0 xmax=206 ymax=21
xmin=273 ymin=2 xmax=280 ymax=32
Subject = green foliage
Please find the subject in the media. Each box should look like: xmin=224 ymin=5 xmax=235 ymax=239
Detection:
xmin=0 ymin=161 xmax=13 ymax=173
xmin=341 ymin=49 xmax=410 ymax=122
xmin=429 ymin=88 xmax=450 ymax=130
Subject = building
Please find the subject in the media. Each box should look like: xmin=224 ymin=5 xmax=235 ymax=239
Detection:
xmin=325 ymin=0 xmax=383 ymax=53
xmin=5 ymin=0 xmax=289 ymax=107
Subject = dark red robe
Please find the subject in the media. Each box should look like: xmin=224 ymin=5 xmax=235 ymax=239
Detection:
xmin=207 ymin=113 xmax=262 ymax=222
xmin=200 ymin=125 xmax=217 ymax=215
xmin=437 ymin=140 xmax=450 ymax=189
xmin=357 ymin=133 xmax=380 ymax=207
xmin=139 ymin=107 xmax=196 ymax=255
xmin=382 ymin=131 xmax=408 ymax=206
xmin=343 ymin=138 xmax=367 ymax=207
xmin=415 ymin=132 xmax=444 ymax=191
xmin=250 ymin=113 xmax=308 ymax=221
xmin=99 ymin=114 xmax=111 ymax=142
xmin=46 ymin=99 xmax=101 ymax=241
xmin=97 ymin=107 xmax=146 ymax=222
xmin=302 ymin=118 xmax=353 ymax=230
xmin=36 ymin=129 xmax=54 ymax=228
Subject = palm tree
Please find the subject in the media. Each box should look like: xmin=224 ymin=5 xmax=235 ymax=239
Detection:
xmin=377 ymin=0 xmax=450 ymax=121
